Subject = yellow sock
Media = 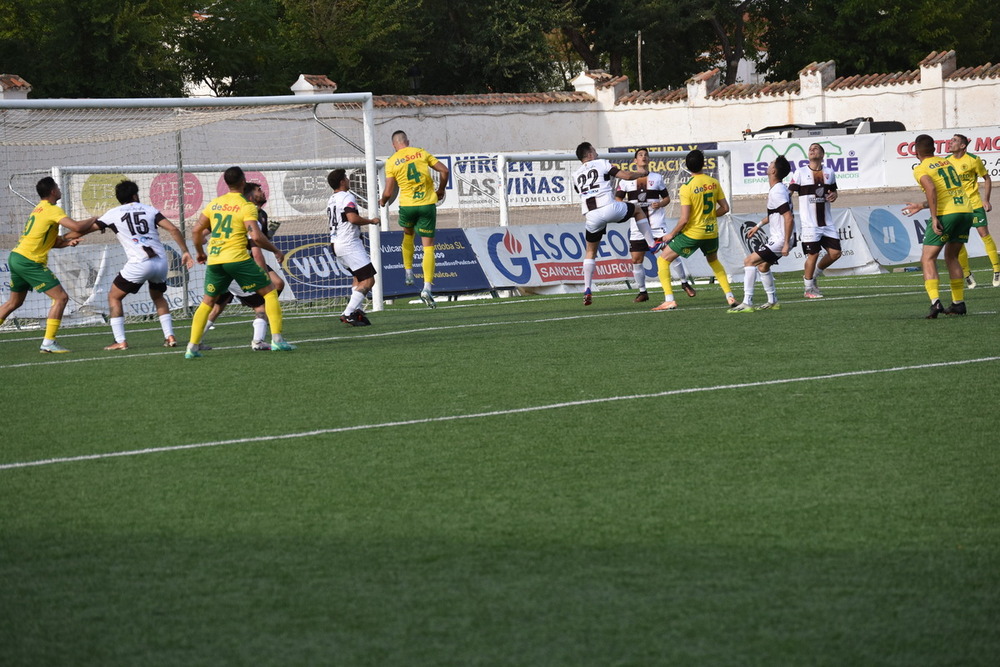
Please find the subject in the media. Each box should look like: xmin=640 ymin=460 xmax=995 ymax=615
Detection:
xmin=402 ymin=234 xmax=415 ymax=271
xmin=44 ymin=318 xmax=61 ymax=340
xmin=924 ymin=279 xmax=940 ymax=302
xmin=983 ymin=235 xmax=1000 ymax=272
xmin=189 ymin=303 xmax=212 ymax=345
xmin=949 ymin=278 xmax=965 ymax=303
xmin=264 ymin=290 xmax=283 ymax=336
xmin=422 ymin=244 xmax=436 ymax=285
xmin=656 ymin=256 xmax=674 ymax=300
xmin=958 ymin=245 xmax=971 ymax=275
xmin=708 ymin=258 xmax=732 ymax=294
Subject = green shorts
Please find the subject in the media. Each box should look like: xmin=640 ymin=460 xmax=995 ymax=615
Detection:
xmin=8 ymin=251 xmax=60 ymax=293
xmin=922 ymin=212 xmax=973 ymax=246
xmin=398 ymin=204 xmax=438 ymax=238
xmin=971 ymin=207 xmax=989 ymax=228
xmin=204 ymin=259 xmax=271 ymax=298
xmin=667 ymin=233 xmax=719 ymax=258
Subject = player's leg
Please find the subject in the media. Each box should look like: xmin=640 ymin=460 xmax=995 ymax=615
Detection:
xmin=978 ymin=226 xmax=1000 ymax=284
xmin=1 ymin=255 xmax=33 ymax=324
xmin=672 ymin=256 xmax=695 ymax=297
xmin=732 ymin=253 xmax=761 ymax=310
xmin=817 ymin=232 xmax=842 ymax=271
xmin=415 ymin=205 xmax=438 ymax=307
xmin=801 ymin=240 xmax=822 ymax=297
xmin=704 ymin=243 xmax=736 ymax=307
xmin=149 ymin=282 xmax=177 ymax=347
xmin=630 ymin=243 xmax=648 ymax=302
xmin=0 ymin=290 xmax=28 ymax=325
xmin=758 ymin=265 xmax=778 ymax=307
xmin=105 ymin=280 xmax=132 ymax=350
xmin=652 ymin=246 xmax=679 ymax=310
xmin=958 ymin=245 xmax=974 ymax=287
xmin=582 ymin=236 xmax=601 ymax=306
xmin=41 ymin=283 xmax=71 ymax=351
xmin=398 ymin=206 xmax=417 ymax=286
xmin=942 ymin=242 xmax=966 ymax=314
xmin=920 ymin=235 xmax=945 ymax=317
xmin=186 ymin=264 xmax=230 ymax=357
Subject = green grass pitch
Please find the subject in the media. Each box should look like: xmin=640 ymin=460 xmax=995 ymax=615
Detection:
xmin=2 ymin=268 xmax=998 ymax=665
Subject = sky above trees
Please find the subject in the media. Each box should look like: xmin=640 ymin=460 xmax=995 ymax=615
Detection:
xmin=1 ymin=0 xmax=996 ymax=98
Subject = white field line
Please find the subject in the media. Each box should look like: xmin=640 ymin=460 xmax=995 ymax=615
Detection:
xmin=2 ymin=355 xmax=997 ymax=472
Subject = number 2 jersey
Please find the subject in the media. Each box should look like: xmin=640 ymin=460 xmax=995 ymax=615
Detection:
xmin=573 ymin=158 xmax=621 ymax=214
xmin=200 ymin=192 xmax=258 ymax=264
xmin=678 ymin=173 xmax=725 ymax=239
xmin=96 ymin=202 xmax=168 ymax=262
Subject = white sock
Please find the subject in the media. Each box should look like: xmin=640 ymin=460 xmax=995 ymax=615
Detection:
xmin=632 ymin=264 xmax=646 ymax=291
xmin=583 ymin=259 xmax=596 ymax=290
xmin=252 ymin=315 xmax=268 ymax=342
xmin=672 ymin=258 xmax=689 ymax=283
xmin=344 ymin=289 xmax=366 ymax=316
xmin=203 ymin=317 xmax=216 ymax=335
xmin=742 ymin=266 xmax=757 ymax=305
xmin=635 ymin=219 xmax=655 ymax=246
xmin=805 ymin=277 xmax=816 ymax=289
xmin=158 ymin=313 xmax=174 ymax=338
xmin=759 ymin=269 xmax=776 ymax=302
xmin=110 ymin=316 xmax=126 ymax=343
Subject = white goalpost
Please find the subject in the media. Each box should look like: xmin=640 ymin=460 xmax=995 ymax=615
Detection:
xmin=0 ymin=94 xmax=380 ymax=328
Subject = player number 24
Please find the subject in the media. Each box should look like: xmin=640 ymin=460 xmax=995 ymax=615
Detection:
xmin=211 ymin=213 xmax=234 ymax=238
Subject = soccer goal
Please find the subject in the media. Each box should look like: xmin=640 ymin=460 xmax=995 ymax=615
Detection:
xmin=0 ymin=94 xmax=380 ymax=328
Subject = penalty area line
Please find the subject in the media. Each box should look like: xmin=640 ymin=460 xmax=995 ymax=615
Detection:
xmin=2 ymin=355 xmax=998 ymax=471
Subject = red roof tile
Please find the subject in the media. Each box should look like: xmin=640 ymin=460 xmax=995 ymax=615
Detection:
xmin=616 ymin=88 xmax=687 ymax=105
xmin=920 ymin=50 xmax=955 ymax=67
xmin=373 ymin=91 xmax=593 ymax=108
xmin=0 ymin=74 xmax=31 ymax=90
xmin=708 ymin=80 xmax=800 ymax=100
xmin=949 ymin=63 xmax=1000 ymax=80
xmin=827 ymin=71 xmax=919 ymax=90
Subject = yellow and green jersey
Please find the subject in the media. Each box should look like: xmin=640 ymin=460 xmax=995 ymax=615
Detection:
xmin=949 ymin=152 xmax=988 ymax=210
xmin=385 ymin=146 xmax=441 ymax=206
xmin=678 ymin=173 xmax=726 ymax=239
xmin=201 ymin=192 xmax=257 ymax=264
xmin=913 ymin=157 xmax=973 ymax=216
xmin=13 ymin=200 xmax=66 ymax=263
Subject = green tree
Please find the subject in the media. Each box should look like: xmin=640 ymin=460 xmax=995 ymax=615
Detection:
xmin=756 ymin=0 xmax=1000 ymax=82
xmin=176 ymin=0 xmax=295 ymax=96
xmin=0 ymin=0 xmax=191 ymax=98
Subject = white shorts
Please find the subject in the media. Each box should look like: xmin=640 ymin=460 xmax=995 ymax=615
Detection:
xmin=585 ymin=200 xmax=632 ymax=235
xmin=119 ymin=256 xmax=168 ymax=286
xmin=799 ymin=223 xmax=839 ymax=243
xmin=334 ymin=243 xmax=372 ymax=273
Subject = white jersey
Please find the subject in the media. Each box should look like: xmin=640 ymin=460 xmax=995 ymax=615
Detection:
xmin=573 ymin=158 xmax=620 ymax=214
xmin=327 ymin=190 xmax=365 ymax=247
xmin=97 ymin=202 xmax=168 ymax=262
xmin=618 ymin=171 xmax=669 ymax=239
xmin=789 ymin=164 xmax=837 ymax=230
xmin=764 ymin=182 xmax=792 ymax=247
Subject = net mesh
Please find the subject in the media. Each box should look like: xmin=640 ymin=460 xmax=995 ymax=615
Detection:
xmin=1 ymin=100 xmax=372 ymax=326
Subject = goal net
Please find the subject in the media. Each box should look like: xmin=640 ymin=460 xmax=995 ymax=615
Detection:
xmin=0 ymin=94 xmax=378 ymax=329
